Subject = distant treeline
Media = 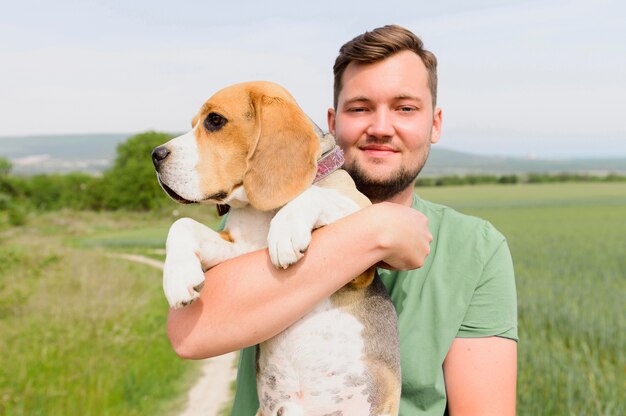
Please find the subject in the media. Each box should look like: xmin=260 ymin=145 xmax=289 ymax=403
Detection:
xmin=0 ymin=131 xmax=179 ymax=226
xmin=415 ymin=172 xmax=626 ymax=187
xmin=1 ymin=131 xmax=625 ymax=227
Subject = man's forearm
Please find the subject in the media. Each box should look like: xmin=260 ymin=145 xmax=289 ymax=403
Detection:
xmin=167 ymin=207 xmax=384 ymax=358
xmin=166 ymin=202 xmax=431 ymax=359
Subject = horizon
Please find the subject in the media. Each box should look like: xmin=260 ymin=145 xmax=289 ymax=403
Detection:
xmin=1 ymin=0 xmax=625 ymax=159
xmin=2 ymin=132 xmax=625 ymax=162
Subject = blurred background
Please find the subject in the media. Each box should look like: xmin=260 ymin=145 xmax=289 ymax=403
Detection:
xmin=1 ymin=1 xmax=624 ymax=415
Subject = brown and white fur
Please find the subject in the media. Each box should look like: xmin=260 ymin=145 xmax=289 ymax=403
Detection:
xmin=152 ymin=81 xmax=400 ymax=416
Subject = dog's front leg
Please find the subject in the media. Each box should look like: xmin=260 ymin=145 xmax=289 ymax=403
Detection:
xmin=163 ymin=217 xmax=241 ymax=308
xmin=267 ymin=186 xmax=360 ymax=269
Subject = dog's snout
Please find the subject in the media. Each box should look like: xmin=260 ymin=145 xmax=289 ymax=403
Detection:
xmin=152 ymin=146 xmax=170 ymax=169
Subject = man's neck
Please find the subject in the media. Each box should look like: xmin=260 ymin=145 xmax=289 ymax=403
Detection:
xmin=375 ymin=185 xmax=415 ymax=207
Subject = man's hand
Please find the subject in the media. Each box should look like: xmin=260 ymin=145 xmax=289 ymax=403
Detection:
xmin=369 ymin=202 xmax=432 ymax=270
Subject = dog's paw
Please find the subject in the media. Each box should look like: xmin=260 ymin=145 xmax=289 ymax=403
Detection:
xmin=163 ymin=253 xmax=206 ymax=308
xmin=267 ymin=215 xmax=312 ymax=269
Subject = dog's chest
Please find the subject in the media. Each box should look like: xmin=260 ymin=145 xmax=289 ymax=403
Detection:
xmin=257 ymin=298 xmax=371 ymax=415
xmin=225 ymin=206 xmax=275 ymax=250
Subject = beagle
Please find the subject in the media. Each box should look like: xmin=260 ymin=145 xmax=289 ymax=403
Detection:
xmin=152 ymin=81 xmax=400 ymax=416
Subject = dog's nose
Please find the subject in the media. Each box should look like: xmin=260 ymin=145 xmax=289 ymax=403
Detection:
xmin=151 ymin=146 xmax=170 ymax=169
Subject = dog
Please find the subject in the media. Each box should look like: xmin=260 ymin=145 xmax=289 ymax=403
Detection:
xmin=152 ymin=81 xmax=400 ymax=416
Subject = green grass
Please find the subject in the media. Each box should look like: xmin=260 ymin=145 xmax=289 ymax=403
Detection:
xmin=0 ymin=214 xmax=201 ymax=416
xmin=418 ymin=183 xmax=625 ymax=415
xmin=73 ymin=225 xmax=171 ymax=248
xmin=0 ymin=204 xmax=222 ymax=415
xmin=1 ymin=183 xmax=623 ymax=415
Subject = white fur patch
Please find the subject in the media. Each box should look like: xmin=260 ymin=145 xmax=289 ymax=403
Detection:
xmin=158 ymin=129 xmax=204 ymax=201
xmin=257 ymin=298 xmax=371 ymax=416
xmin=267 ymin=186 xmax=360 ymax=268
xmin=225 ymin=206 xmax=275 ymax=250
xmin=224 ymin=185 xmax=250 ymax=208
xmin=163 ymin=217 xmax=241 ymax=308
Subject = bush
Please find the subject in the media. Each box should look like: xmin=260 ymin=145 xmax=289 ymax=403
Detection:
xmin=498 ymin=174 xmax=519 ymax=184
xmin=0 ymin=131 xmax=179 ymax=214
xmin=0 ymin=177 xmax=29 ymax=227
xmin=0 ymin=157 xmax=12 ymax=177
xmin=101 ymin=131 xmax=174 ymax=211
xmin=7 ymin=204 xmax=28 ymax=226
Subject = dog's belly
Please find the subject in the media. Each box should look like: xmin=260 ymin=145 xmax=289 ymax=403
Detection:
xmin=257 ymin=298 xmax=371 ymax=415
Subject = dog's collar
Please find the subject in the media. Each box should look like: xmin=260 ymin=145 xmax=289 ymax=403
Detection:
xmin=217 ymin=146 xmax=344 ymax=216
xmin=314 ymin=145 xmax=344 ymax=183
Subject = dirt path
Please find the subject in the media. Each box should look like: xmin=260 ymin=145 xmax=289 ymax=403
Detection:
xmin=112 ymin=253 xmax=165 ymax=269
xmin=179 ymin=351 xmax=237 ymax=416
xmin=111 ymin=253 xmax=237 ymax=416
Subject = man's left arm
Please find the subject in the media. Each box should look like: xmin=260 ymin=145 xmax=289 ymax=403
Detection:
xmin=444 ymin=231 xmax=518 ymax=415
xmin=444 ymin=337 xmax=517 ymax=415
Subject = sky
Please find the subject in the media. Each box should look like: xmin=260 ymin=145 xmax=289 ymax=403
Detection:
xmin=1 ymin=0 xmax=625 ymax=158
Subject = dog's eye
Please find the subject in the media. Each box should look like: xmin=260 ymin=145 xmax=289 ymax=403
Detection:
xmin=204 ymin=112 xmax=227 ymax=132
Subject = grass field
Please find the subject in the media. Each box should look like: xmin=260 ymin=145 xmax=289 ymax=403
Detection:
xmin=417 ymin=183 xmax=625 ymax=415
xmin=0 ymin=207 xmax=215 ymax=416
xmin=1 ymin=183 xmax=624 ymax=415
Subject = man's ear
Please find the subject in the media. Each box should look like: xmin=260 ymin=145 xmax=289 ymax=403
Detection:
xmin=327 ymin=107 xmax=337 ymax=136
xmin=430 ymin=107 xmax=443 ymax=144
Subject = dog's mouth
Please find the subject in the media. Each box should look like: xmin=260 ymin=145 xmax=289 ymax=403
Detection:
xmin=156 ymin=174 xmax=230 ymax=205
xmin=156 ymin=174 xmax=194 ymax=204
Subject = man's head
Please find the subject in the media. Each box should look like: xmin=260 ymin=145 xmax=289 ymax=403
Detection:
xmin=328 ymin=25 xmax=442 ymax=204
xmin=333 ymin=24 xmax=438 ymax=110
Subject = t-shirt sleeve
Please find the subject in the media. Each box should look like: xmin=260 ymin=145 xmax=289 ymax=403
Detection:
xmin=456 ymin=223 xmax=519 ymax=341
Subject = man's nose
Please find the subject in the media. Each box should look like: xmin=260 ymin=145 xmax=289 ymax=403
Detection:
xmin=366 ymin=109 xmax=395 ymax=138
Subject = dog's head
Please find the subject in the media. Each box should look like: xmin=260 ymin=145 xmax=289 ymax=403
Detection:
xmin=152 ymin=81 xmax=320 ymax=211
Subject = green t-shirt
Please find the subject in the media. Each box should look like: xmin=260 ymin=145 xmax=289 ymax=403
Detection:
xmin=230 ymin=194 xmax=518 ymax=415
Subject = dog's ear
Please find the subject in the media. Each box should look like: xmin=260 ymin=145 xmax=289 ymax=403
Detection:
xmin=243 ymin=92 xmax=319 ymax=211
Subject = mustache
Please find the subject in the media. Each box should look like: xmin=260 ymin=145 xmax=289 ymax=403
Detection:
xmin=358 ymin=137 xmax=400 ymax=152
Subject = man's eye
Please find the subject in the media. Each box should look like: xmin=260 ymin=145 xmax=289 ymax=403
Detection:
xmin=348 ymin=107 xmax=367 ymax=113
xmin=399 ymin=106 xmax=416 ymax=112
xmin=204 ymin=112 xmax=227 ymax=132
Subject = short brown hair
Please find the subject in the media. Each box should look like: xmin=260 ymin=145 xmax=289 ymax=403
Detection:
xmin=333 ymin=24 xmax=438 ymax=108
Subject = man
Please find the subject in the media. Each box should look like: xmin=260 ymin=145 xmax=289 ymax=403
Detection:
xmin=167 ymin=25 xmax=518 ymax=415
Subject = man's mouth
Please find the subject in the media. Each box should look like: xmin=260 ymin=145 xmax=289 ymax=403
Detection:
xmin=359 ymin=144 xmax=399 ymax=157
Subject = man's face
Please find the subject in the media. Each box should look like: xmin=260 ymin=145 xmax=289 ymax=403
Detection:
xmin=328 ymin=50 xmax=442 ymax=203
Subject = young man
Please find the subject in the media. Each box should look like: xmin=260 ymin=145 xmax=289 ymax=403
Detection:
xmin=167 ymin=25 xmax=518 ymax=415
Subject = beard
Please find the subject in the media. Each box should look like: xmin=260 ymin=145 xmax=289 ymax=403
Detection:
xmin=344 ymin=159 xmax=425 ymax=203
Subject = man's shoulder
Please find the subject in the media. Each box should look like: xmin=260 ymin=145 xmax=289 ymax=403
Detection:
xmin=413 ymin=193 xmax=495 ymax=228
xmin=413 ymin=193 xmax=506 ymax=246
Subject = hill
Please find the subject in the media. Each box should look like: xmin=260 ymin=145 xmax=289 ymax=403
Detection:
xmin=0 ymin=133 xmax=131 ymax=174
xmin=422 ymin=147 xmax=626 ymax=176
xmin=1 ymin=133 xmax=624 ymax=176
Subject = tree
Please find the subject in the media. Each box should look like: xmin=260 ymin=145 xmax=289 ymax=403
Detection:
xmin=0 ymin=157 xmax=12 ymax=177
xmin=0 ymin=157 xmax=27 ymax=226
xmin=102 ymin=131 xmax=177 ymax=211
